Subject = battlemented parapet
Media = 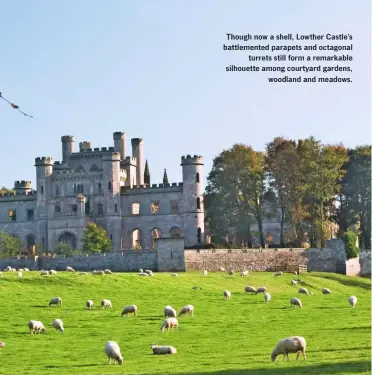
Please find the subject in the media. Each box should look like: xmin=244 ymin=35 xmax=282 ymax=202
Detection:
xmin=34 ymin=157 xmax=54 ymax=166
xmin=53 ymin=161 xmax=69 ymax=170
xmin=123 ymin=156 xmax=137 ymax=166
xmin=181 ymin=154 xmax=204 ymax=165
xmin=101 ymin=151 xmax=121 ymax=162
xmin=120 ymin=182 xmax=183 ymax=195
xmin=79 ymin=141 xmax=92 ymax=151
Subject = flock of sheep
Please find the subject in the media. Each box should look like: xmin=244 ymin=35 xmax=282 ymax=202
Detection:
xmin=0 ymin=264 xmax=360 ymax=366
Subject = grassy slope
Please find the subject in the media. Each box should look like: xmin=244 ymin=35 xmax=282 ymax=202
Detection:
xmin=0 ymin=271 xmax=370 ymax=375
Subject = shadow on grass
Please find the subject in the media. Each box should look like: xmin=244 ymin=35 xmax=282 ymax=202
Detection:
xmin=311 ymin=274 xmax=371 ymax=291
xmin=31 ymin=305 xmax=47 ymax=308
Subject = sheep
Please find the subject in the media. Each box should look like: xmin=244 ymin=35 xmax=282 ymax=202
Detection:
xmin=52 ymin=318 xmax=64 ymax=333
xmin=24 ymin=268 xmax=29 ymax=272
xmin=150 ymin=344 xmax=177 ymax=355
xmin=264 ymin=292 xmax=271 ymax=303
xmin=291 ymin=280 xmax=298 ymax=286
xmin=104 ymin=341 xmax=123 ymax=365
xmin=144 ymin=269 xmax=153 ymax=275
xmin=17 ymin=271 xmax=22 ymax=278
xmin=86 ymin=300 xmax=94 ymax=310
xmin=0 ymin=271 xmax=2 ymax=277
xmin=290 ymin=297 xmax=302 ymax=308
xmin=241 ymin=270 xmax=248 ymax=277
xmin=224 ymin=290 xmax=231 ymax=300
xmin=192 ymin=286 xmax=202 ymax=290
xmin=93 ymin=270 xmax=105 ymax=275
xmin=121 ymin=304 xmax=138 ymax=317
xmin=219 ymin=266 xmax=226 ymax=272
xmin=104 ymin=269 xmax=112 ymax=274
xmin=101 ymin=299 xmax=112 ymax=309
xmin=164 ymin=305 xmax=177 ymax=318
xmin=178 ymin=304 xmax=194 ymax=317
xmin=322 ymin=288 xmax=331 ymax=295
xmin=274 ymin=271 xmax=283 ymax=277
xmin=0 ymin=341 xmax=5 ymax=351
xmin=18 ymin=268 xmax=24 ymax=272
xmin=202 ymin=270 xmax=208 ymax=276
xmin=271 ymin=336 xmax=307 ymax=361
xmin=49 ymin=270 xmax=57 ymax=275
xmin=139 ymin=268 xmax=143 ymax=273
xmin=161 ymin=317 xmax=178 ymax=332
xmin=228 ymin=270 xmax=234 ymax=276
xmin=255 ymin=286 xmax=267 ymax=294
xmin=293 ymin=271 xmax=298 ymax=275
xmin=138 ymin=272 xmax=148 ymax=276
xmin=298 ymin=287 xmax=311 ymax=295
xmin=49 ymin=297 xmax=62 ymax=307
xmin=245 ymin=286 xmax=257 ymax=293
xmin=40 ymin=270 xmax=48 ymax=276
xmin=348 ymin=296 xmax=358 ymax=307
xmin=28 ymin=320 xmax=46 ymax=334
xmin=171 ymin=273 xmax=178 ymax=277
xmin=66 ymin=266 xmax=75 ymax=273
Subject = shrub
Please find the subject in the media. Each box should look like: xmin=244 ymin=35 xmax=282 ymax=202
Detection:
xmin=341 ymin=230 xmax=359 ymax=259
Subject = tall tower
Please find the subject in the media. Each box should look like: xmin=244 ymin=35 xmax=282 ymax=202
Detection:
xmin=181 ymin=155 xmax=204 ymax=247
xmin=61 ymin=135 xmax=74 ymax=163
xmin=34 ymin=156 xmax=54 ymax=250
xmin=113 ymin=132 xmax=126 ymax=160
xmin=102 ymin=151 xmax=122 ymax=251
xmin=131 ymin=138 xmax=144 ymax=187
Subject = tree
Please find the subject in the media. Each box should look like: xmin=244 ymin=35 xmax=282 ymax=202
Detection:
xmin=82 ymin=223 xmax=111 ymax=253
xmin=0 ymin=186 xmax=15 ymax=194
xmin=144 ymin=160 xmax=150 ymax=185
xmin=163 ymin=169 xmax=168 ymax=184
xmin=0 ymin=232 xmax=23 ymax=257
xmin=55 ymin=242 xmax=79 ymax=256
xmin=341 ymin=229 xmax=359 ymax=259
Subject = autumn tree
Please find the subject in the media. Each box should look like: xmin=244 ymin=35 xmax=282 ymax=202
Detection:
xmin=0 ymin=232 xmax=23 ymax=257
xmin=82 ymin=223 xmax=111 ymax=253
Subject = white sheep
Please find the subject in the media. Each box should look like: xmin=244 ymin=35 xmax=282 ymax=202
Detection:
xmin=224 ymin=290 xmax=231 ymax=300
xmin=17 ymin=271 xmax=22 ymax=278
xmin=18 ymin=268 xmax=24 ymax=272
xmin=40 ymin=270 xmax=48 ymax=276
xmin=271 ymin=336 xmax=307 ymax=361
xmin=293 ymin=271 xmax=298 ymax=275
xmin=228 ymin=270 xmax=234 ymax=276
xmin=94 ymin=270 xmax=105 ymax=275
xmin=104 ymin=269 xmax=112 ymax=274
xmin=0 ymin=271 xmax=2 ymax=277
xmin=322 ymin=288 xmax=331 ymax=295
xmin=150 ymin=344 xmax=177 ymax=355
xmin=139 ymin=268 xmax=143 ymax=273
xmin=49 ymin=297 xmax=62 ymax=307
xmin=171 ymin=273 xmax=178 ymax=277
xmin=178 ymin=304 xmax=194 ymax=317
xmin=291 ymin=280 xmax=298 ymax=286
xmin=264 ymin=292 xmax=271 ymax=303
xmin=245 ymin=286 xmax=257 ymax=293
xmin=256 ymin=286 xmax=267 ymax=294
xmin=290 ymin=297 xmax=302 ymax=308
xmin=49 ymin=270 xmax=57 ymax=275
xmin=144 ymin=269 xmax=153 ymax=275
xmin=66 ymin=266 xmax=75 ymax=273
xmin=104 ymin=341 xmax=123 ymax=365
xmin=241 ymin=270 xmax=248 ymax=276
xmin=86 ymin=300 xmax=94 ymax=310
xmin=0 ymin=341 xmax=5 ymax=350
xmin=121 ymin=304 xmax=138 ymax=317
xmin=101 ymin=299 xmax=112 ymax=309
xmin=24 ymin=268 xmax=29 ymax=271
xmin=161 ymin=317 xmax=178 ymax=332
xmin=52 ymin=318 xmax=64 ymax=333
xmin=219 ymin=266 xmax=225 ymax=272
xmin=298 ymin=287 xmax=311 ymax=295
xmin=202 ymin=270 xmax=208 ymax=276
xmin=274 ymin=271 xmax=283 ymax=276
xmin=138 ymin=272 xmax=148 ymax=276
xmin=164 ymin=305 xmax=177 ymax=318
xmin=348 ymin=296 xmax=357 ymax=307
xmin=28 ymin=320 xmax=46 ymax=334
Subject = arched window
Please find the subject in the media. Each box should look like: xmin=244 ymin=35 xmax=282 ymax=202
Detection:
xmin=41 ymin=185 xmax=44 ymax=194
xmin=115 ymin=203 xmax=117 ymax=213
xmin=151 ymin=228 xmax=161 ymax=249
xmin=131 ymin=229 xmax=141 ymax=250
xmin=108 ymin=181 xmax=112 ymax=191
xmin=98 ymin=182 xmax=102 ymax=193
xmin=196 ymin=172 xmax=200 ymax=183
xmin=196 ymin=197 xmax=201 ymax=209
xmin=197 ymin=227 xmax=202 ymax=243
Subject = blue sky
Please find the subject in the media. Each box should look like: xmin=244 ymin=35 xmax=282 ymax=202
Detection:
xmin=0 ymin=0 xmax=370 ymax=189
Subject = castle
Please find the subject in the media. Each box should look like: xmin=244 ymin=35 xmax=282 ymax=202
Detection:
xmin=0 ymin=133 xmax=205 ymax=252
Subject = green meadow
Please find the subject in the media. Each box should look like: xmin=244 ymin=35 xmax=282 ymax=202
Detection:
xmin=0 ymin=271 xmax=370 ymax=375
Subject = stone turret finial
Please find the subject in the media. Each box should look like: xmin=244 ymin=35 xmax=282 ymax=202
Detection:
xmin=163 ymin=168 xmax=169 ymax=185
xmin=144 ymin=159 xmax=150 ymax=185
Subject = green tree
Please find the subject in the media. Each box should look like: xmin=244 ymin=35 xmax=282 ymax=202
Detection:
xmin=144 ymin=160 xmax=150 ymax=185
xmin=162 ymin=169 xmax=169 ymax=184
xmin=0 ymin=232 xmax=23 ymax=257
xmin=341 ymin=229 xmax=359 ymax=259
xmin=82 ymin=223 xmax=111 ymax=253
xmin=55 ymin=242 xmax=80 ymax=256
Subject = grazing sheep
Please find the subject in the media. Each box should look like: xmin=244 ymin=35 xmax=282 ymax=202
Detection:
xmin=164 ymin=305 xmax=177 ymax=318
xmin=144 ymin=269 xmax=153 ymax=275
xmin=24 ymin=268 xmax=29 ymax=272
xmin=40 ymin=270 xmax=48 ymax=276
xmin=245 ymin=286 xmax=257 ymax=293
xmin=224 ymin=290 xmax=231 ymax=300
xmin=274 ymin=271 xmax=283 ymax=276
xmin=228 ymin=270 xmax=234 ymax=276
xmin=293 ymin=271 xmax=298 ymax=275
xmin=264 ymin=292 xmax=271 ymax=303
xmin=138 ymin=272 xmax=148 ymax=276
xmin=150 ymin=344 xmax=177 ymax=355
xmin=348 ymin=296 xmax=357 ymax=307
xmin=0 ymin=271 xmax=2 ymax=277
xmin=241 ymin=270 xmax=248 ymax=277
xmin=161 ymin=317 xmax=178 ymax=332
xmin=171 ymin=273 xmax=178 ymax=277
xmin=0 ymin=341 xmax=5 ymax=350
xmin=18 ymin=268 xmax=24 ymax=272
xmin=66 ymin=266 xmax=75 ymax=273
xmin=256 ymin=286 xmax=267 ymax=294
xmin=86 ymin=300 xmax=94 ymax=310
xmin=17 ymin=271 xmax=22 ymax=278
xmin=94 ymin=270 xmax=105 ymax=275
xmin=52 ymin=318 xmax=64 ymax=333
xmin=291 ymin=280 xmax=298 ymax=286
xmin=298 ymin=287 xmax=310 ymax=295
xmin=49 ymin=270 xmax=57 ymax=275
xmin=178 ymin=304 xmax=194 ymax=317
xmin=271 ymin=336 xmax=307 ymax=361
xmin=49 ymin=297 xmax=62 ymax=307
xmin=202 ymin=270 xmax=208 ymax=276
xmin=322 ymin=288 xmax=331 ymax=295
xmin=28 ymin=320 xmax=46 ymax=334
xmin=104 ymin=341 xmax=123 ymax=365
xmin=290 ymin=297 xmax=302 ymax=308
xmin=121 ymin=304 xmax=138 ymax=317
xmin=219 ymin=266 xmax=225 ymax=272
xmin=101 ymin=299 xmax=112 ymax=309
xmin=104 ymin=269 xmax=112 ymax=274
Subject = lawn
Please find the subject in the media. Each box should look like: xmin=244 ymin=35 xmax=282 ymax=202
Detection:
xmin=0 ymin=271 xmax=370 ymax=375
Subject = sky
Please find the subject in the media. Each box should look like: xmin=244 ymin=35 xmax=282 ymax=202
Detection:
xmin=0 ymin=0 xmax=370 ymax=189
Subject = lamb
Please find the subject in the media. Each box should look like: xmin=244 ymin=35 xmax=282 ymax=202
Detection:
xmin=101 ymin=299 xmax=112 ymax=309
xmin=245 ymin=286 xmax=257 ymax=293
xmin=121 ymin=304 xmax=138 ymax=317
xmin=271 ymin=336 xmax=307 ymax=361
xmin=104 ymin=269 xmax=112 ymax=274
xmin=66 ymin=266 xmax=75 ymax=273
xmin=255 ymin=286 xmax=267 ymax=294
xmin=104 ymin=341 xmax=123 ymax=365
xmin=28 ymin=320 xmax=46 ymax=334
xmin=298 ymin=287 xmax=311 ymax=295
xmin=52 ymin=318 xmax=64 ymax=333
xmin=290 ymin=297 xmax=302 ymax=308
xmin=202 ymin=270 xmax=208 ymax=276
xmin=86 ymin=300 xmax=94 ymax=310
xmin=348 ymin=296 xmax=358 ymax=307
xmin=49 ymin=297 xmax=62 ymax=307
xmin=150 ymin=344 xmax=177 ymax=355
xmin=264 ymin=292 xmax=271 ymax=303
xmin=274 ymin=271 xmax=283 ymax=276
xmin=241 ymin=270 xmax=248 ymax=277
xmin=219 ymin=266 xmax=225 ymax=272
xmin=49 ymin=270 xmax=57 ymax=275
xmin=171 ymin=273 xmax=178 ymax=277
xmin=40 ymin=270 xmax=48 ymax=276
xmin=224 ymin=290 xmax=231 ymax=300
xmin=164 ymin=305 xmax=177 ymax=318
xmin=322 ymin=288 xmax=331 ymax=295
xmin=228 ymin=270 xmax=234 ymax=276
xmin=161 ymin=317 xmax=178 ymax=332
xmin=18 ymin=271 xmax=22 ymax=278
xmin=291 ymin=280 xmax=298 ymax=286
xmin=178 ymin=304 xmax=194 ymax=317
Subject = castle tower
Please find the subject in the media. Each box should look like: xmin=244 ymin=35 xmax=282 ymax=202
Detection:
xmin=113 ymin=132 xmax=126 ymax=160
xmin=131 ymin=138 xmax=144 ymax=187
xmin=181 ymin=155 xmax=204 ymax=247
xmin=79 ymin=141 xmax=92 ymax=151
xmin=102 ymin=151 xmax=122 ymax=251
xmin=14 ymin=180 xmax=32 ymax=194
xmin=61 ymin=135 xmax=74 ymax=163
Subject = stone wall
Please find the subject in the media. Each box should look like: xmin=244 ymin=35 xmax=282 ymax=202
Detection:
xmin=360 ymin=249 xmax=371 ymax=277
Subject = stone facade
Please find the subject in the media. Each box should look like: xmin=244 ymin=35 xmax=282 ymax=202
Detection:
xmin=0 ymin=133 xmax=205 ymax=251
xmin=360 ymin=249 xmax=371 ymax=277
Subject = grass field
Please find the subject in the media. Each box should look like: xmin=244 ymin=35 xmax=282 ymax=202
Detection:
xmin=0 ymin=271 xmax=370 ymax=375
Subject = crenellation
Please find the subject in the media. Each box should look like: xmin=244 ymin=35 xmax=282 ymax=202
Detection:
xmin=181 ymin=155 xmax=203 ymax=166
xmin=34 ymin=157 xmax=54 ymax=165
xmin=124 ymin=156 xmax=137 ymax=166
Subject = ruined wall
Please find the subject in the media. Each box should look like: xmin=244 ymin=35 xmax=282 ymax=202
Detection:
xmin=360 ymin=249 xmax=371 ymax=277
